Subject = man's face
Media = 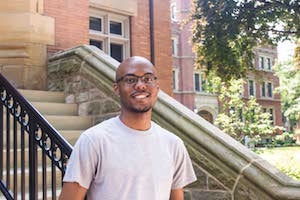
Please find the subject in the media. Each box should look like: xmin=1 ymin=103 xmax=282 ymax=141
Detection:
xmin=114 ymin=58 xmax=159 ymax=114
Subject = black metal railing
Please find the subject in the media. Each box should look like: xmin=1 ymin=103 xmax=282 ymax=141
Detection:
xmin=0 ymin=73 xmax=73 ymax=199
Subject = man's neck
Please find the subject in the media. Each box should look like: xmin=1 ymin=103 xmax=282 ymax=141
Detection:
xmin=119 ymin=111 xmax=152 ymax=131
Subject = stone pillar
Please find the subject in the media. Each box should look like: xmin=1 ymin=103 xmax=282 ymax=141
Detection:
xmin=0 ymin=0 xmax=54 ymax=89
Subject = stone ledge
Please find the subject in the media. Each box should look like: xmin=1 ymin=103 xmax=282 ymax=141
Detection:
xmin=48 ymin=45 xmax=300 ymax=200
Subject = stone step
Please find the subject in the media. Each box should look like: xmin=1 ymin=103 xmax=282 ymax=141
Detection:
xmin=0 ymin=189 xmax=62 ymax=200
xmin=2 ymin=129 xmax=82 ymax=147
xmin=18 ymin=89 xmax=65 ymax=103
xmin=1 ymin=166 xmax=62 ymax=198
xmin=2 ymin=115 xmax=92 ymax=131
xmin=2 ymin=101 xmax=78 ymax=116
xmin=45 ymin=115 xmax=92 ymax=130
xmin=2 ymin=148 xmax=64 ymax=170
xmin=31 ymin=102 xmax=78 ymax=116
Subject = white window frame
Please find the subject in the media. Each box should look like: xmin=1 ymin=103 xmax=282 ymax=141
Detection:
xmin=259 ymin=56 xmax=264 ymax=69
xmin=267 ymin=82 xmax=273 ymax=98
xmin=171 ymin=3 xmax=176 ymax=21
xmin=194 ymin=71 xmax=206 ymax=92
xmin=266 ymin=57 xmax=272 ymax=70
xmin=172 ymin=68 xmax=179 ymax=91
xmin=89 ymin=9 xmax=130 ymax=61
xmin=248 ymin=79 xmax=256 ymax=97
xmin=261 ymin=81 xmax=266 ymax=97
xmin=89 ymin=16 xmax=104 ymax=32
xmin=171 ymin=37 xmax=178 ymax=56
xmin=258 ymin=55 xmax=273 ymax=71
xmin=263 ymin=107 xmax=275 ymax=126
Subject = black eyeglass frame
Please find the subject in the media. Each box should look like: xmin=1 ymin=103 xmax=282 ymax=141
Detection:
xmin=115 ymin=73 xmax=158 ymax=85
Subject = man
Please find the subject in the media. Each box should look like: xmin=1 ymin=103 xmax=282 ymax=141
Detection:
xmin=59 ymin=56 xmax=196 ymax=200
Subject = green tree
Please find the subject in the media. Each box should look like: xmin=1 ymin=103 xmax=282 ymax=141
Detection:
xmin=191 ymin=0 xmax=300 ymax=82
xmin=211 ymin=78 xmax=275 ymax=142
xmin=274 ymin=59 xmax=300 ymax=130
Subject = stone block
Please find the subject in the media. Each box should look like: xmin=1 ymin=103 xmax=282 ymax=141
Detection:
xmin=90 ymin=0 xmax=137 ymax=16
xmin=186 ymin=145 xmax=238 ymax=190
xmin=89 ymin=88 xmax=107 ymax=100
xmin=75 ymin=91 xmax=89 ymax=103
xmin=0 ymin=0 xmax=43 ymax=13
xmin=184 ymin=190 xmax=192 ymax=200
xmin=191 ymin=190 xmax=231 ymax=200
xmin=100 ymin=100 xmax=120 ymax=114
xmin=208 ymin=177 xmax=226 ymax=190
xmin=0 ymin=65 xmax=25 ymax=88
xmin=188 ymin=163 xmax=208 ymax=189
xmin=65 ymin=94 xmax=75 ymax=104
xmin=24 ymin=66 xmax=46 ymax=89
xmin=0 ymin=13 xmax=54 ymax=45
xmin=234 ymin=176 xmax=273 ymax=200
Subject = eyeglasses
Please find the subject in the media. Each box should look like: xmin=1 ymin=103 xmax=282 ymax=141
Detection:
xmin=116 ymin=73 xmax=157 ymax=86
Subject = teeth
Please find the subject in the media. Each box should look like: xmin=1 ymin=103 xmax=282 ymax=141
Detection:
xmin=135 ymin=94 xmax=147 ymax=99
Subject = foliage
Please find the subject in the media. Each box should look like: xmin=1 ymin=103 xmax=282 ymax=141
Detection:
xmin=274 ymin=59 xmax=300 ymax=129
xmin=255 ymin=146 xmax=300 ymax=180
xmin=210 ymin=77 xmax=275 ymax=141
xmin=191 ymin=0 xmax=300 ymax=82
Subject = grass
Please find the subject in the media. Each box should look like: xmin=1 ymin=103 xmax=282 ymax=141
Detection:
xmin=254 ymin=146 xmax=300 ymax=181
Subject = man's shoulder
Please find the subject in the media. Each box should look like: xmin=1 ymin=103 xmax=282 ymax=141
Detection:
xmin=82 ymin=116 xmax=119 ymax=137
xmin=151 ymin=121 xmax=183 ymax=144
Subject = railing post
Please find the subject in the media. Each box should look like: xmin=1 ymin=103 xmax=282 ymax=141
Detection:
xmin=0 ymin=104 xmax=3 ymax=180
xmin=29 ymin=122 xmax=38 ymax=199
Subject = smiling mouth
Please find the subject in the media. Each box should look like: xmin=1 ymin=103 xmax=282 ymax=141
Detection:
xmin=132 ymin=93 xmax=150 ymax=99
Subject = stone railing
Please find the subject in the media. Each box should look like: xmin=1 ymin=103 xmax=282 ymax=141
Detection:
xmin=48 ymin=45 xmax=300 ymax=200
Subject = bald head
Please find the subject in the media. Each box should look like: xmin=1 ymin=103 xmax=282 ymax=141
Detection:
xmin=116 ymin=56 xmax=157 ymax=82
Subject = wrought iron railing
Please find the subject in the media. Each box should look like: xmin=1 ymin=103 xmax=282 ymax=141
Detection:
xmin=0 ymin=73 xmax=73 ymax=200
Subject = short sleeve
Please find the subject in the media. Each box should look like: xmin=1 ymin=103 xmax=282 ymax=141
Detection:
xmin=171 ymin=141 xmax=197 ymax=189
xmin=63 ymin=134 xmax=99 ymax=189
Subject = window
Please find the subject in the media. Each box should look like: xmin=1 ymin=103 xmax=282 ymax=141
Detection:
xmin=90 ymin=39 xmax=103 ymax=50
xmin=263 ymin=107 xmax=274 ymax=126
xmin=267 ymin=58 xmax=271 ymax=70
xmin=171 ymin=39 xmax=175 ymax=55
xmin=259 ymin=57 xmax=264 ymax=69
xmin=201 ymin=73 xmax=206 ymax=92
xmin=172 ymin=69 xmax=178 ymax=90
xmin=89 ymin=17 xmax=102 ymax=31
xmin=110 ymin=21 xmax=122 ymax=35
xmin=194 ymin=72 xmax=206 ymax=92
xmin=110 ymin=43 xmax=123 ymax=62
xmin=248 ymin=80 xmax=255 ymax=96
xmin=261 ymin=82 xmax=266 ymax=97
xmin=171 ymin=3 xmax=176 ymax=20
xmin=267 ymin=82 xmax=273 ymax=98
xmin=171 ymin=37 xmax=178 ymax=56
xmin=269 ymin=108 xmax=274 ymax=125
xmin=89 ymin=9 xmax=130 ymax=62
xmin=194 ymin=73 xmax=200 ymax=92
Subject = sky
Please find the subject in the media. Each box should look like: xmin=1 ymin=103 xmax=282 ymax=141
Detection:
xmin=277 ymin=40 xmax=296 ymax=62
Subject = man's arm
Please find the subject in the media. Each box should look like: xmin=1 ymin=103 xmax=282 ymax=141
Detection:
xmin=59 ymin=182 xmax=87 ymax=200
xmin=170 ymin=188 xmax=184 ymax=200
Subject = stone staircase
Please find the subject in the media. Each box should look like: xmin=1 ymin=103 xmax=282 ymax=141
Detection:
xmin=0 ymin=89 xmax=93 ymax=199
xmin=18 ymin=89 xmax=92 ymax=146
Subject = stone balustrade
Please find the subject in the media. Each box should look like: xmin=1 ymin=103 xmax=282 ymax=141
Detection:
xmin=48 ymin=45 xmax=300 ymax=200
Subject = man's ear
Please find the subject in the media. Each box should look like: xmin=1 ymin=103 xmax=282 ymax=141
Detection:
xmin=113 ymin=83 xmax=119 ymax=95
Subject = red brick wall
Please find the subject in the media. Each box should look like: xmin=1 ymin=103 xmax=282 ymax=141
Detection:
xmin=131 ymin=0 xmax=173 ymax=96
xmin=44 ymin=0 xmax=89 ymax=54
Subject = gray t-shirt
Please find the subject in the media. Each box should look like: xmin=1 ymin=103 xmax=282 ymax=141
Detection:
xmin=63 ymin=116 xmax=196 ymax=200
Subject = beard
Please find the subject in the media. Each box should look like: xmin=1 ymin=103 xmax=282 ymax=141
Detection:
xmin=120 ymin=99 xmax=153 ymax=114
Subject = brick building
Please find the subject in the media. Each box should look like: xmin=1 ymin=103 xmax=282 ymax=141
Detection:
xmin=171 ymin=0 xmax=282 ymax=127
xmin=0 ymin=0 xmax=173 ymax=95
